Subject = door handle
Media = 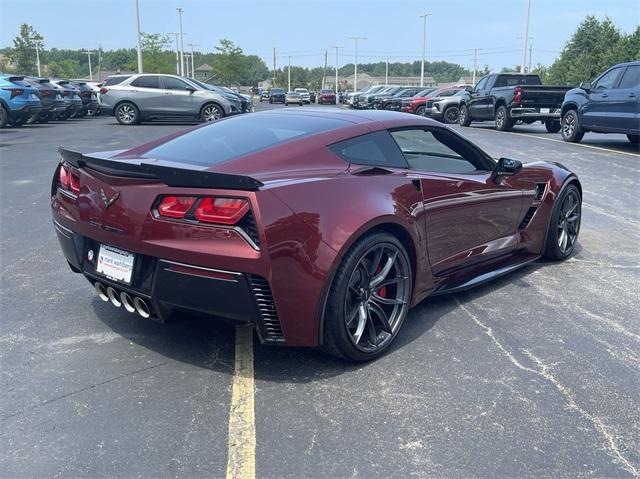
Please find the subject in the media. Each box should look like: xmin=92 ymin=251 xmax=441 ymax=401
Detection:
xmin=629 ymin=92 xmax=637 ymax=97
xmin=601 ymin=93 xmax=608 ymax=98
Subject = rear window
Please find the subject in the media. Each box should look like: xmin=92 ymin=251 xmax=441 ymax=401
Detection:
xmin=270 ymin=88 xmax=284 ymax=93
xmin=494 ymin=75 xmax=541 ymax=87
xmin=143 ymin=113 xmax=349 ymax=166
xmin=104 ymin=76 xmax=131 ymax=86
xmin=321 ymin=89 xmax=334 ymax=94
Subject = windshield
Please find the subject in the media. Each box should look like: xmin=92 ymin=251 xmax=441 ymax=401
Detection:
xmin=271 ymin=88 xmax=284 ymax=93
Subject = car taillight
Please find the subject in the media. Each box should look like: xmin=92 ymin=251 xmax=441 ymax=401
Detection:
xmin=41 ymin=90 xmax=53 ymax=97
xmin=155 ymin=195 xmax=250 ymax=225
xmin=99 ymin=87 xmax=108 ymax=95
xmin=514 ymin=86 xmax=522 ymax=105
xmin=62 ymin=90 xmax=70 ymax=96
xmin=58 ymin=164 xmax=81 ymax=195
xmin=2 ymin=88 xmax=24 ymax=99
xmin=157 ymin=196 xmax=197 ymax=218
xmin=194 ymin=197 xmax=250 ymax=225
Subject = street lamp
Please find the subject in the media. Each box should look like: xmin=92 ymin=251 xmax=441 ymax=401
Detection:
xmin=287 ymin=56 xmax=291 ymax=92
xmin=419 ymin=13 xmax=430 ymax=87
xmin=188 ymin=43 xmax=199 ymax=77
xmin=177 ymin=8 xmax=185 ymax=76
xmin=331 ymin=46 xmax=343 ymax=105
xmin=520 ymin=0 xmax=532 ymax=73
xmin=134 ymin=0 xmax=143 ymax=73
xmin=348 ymin=36 xmax=366 ymax=91
xmin=34 ymin=40 xmax=42 ymax=77
xmin=83 ymin=50 xmax=96 ymax=80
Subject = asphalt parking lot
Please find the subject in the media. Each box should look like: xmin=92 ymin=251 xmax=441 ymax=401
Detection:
xmin=1 ymin=103 xmax=639 ymax=478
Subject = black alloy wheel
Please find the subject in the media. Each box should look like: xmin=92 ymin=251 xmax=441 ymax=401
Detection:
xmin=459 ymin=104 xmax=471 ymax=126
xmin=323 ymin=232 xmax=412 ymax=361
xmin=443 ymin=106 xmax=459 ymax=124
xmin=543 ymin=184 xmax=581 ymax=260
xmin=561 ymin=109 xmax=584 ymax=143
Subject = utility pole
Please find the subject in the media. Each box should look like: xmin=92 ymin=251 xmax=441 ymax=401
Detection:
xmin=331 ymin=46 xmax=343 ymax=104
xmin=419 ymin=13 xmax=430 ymax=87
xmin=348 ymin=36 xmax=366 ymax=91
xmin=288 ymin=55 xmax=291 ymax=92
xmin=385 ymin=58 xmax=389 ymax=86
xmin=272 ymin=47 xmax=276 ymax=86
xmin=520 ymin=0 xmax=531 ymax=73
xmin=83 ymin=50 xmax=95 ymax=80
xmin=34 ymin=41 xmax=42 ymax=77
xmin=177 ymin=7 xmax=185 ymax=76
xmin=322 ymin=49 xmax=328 ymax=89
xmin=134 ymin=0 xmax=143 ymax=73
xmin=98 ymin=45 xmax=102 ymax=80
xmin=472 ymin=48 xmax=478 ymax=85
xmin=168 ymin=33 xmax=180 ymax=74
xmin=188 ymin=43 xmax=199 ymax=77
xmin=529 ymin=44 xmax=533 ymax=73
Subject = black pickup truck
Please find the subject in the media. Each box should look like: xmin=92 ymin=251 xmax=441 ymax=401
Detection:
xmin=458 ymin=73 xmax=573 ymax=132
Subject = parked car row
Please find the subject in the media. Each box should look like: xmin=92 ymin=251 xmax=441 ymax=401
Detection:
xmin=0 ymin=74 xmax=99 ymax=128
xmin=455 ymin=61 xmax=639 ymax=144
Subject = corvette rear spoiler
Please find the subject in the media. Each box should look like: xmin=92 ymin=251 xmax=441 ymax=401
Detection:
xmin=58 ymin=147 xmax=264 ymax=191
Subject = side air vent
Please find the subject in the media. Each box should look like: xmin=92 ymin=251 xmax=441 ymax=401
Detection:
xmin=238 ymin=211 xmax=261 ymax=248
xmin=534 ymin=183 xmax=547 ymax=201
xmin=519 ymin=207 xmax=538 ymax=230
xmin=247 ymin=275 xmax=285 ymax=343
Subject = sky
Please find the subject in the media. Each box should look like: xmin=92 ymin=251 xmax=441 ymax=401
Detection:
xmin=1 ymin=0 xmax=638 ymax=72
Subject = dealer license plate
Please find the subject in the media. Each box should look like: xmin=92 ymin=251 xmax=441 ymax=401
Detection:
xmin=540 ymin=108 xmax=550 ymax=114
xmin=96 ymin=245 xmax=135 ymax=284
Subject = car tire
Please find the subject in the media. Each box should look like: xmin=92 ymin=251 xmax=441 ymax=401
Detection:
xmin=495 ymin=105 xmax=514 ymax=131
xmin=459 ymin=104 xmax=472 ymax=126
xmin=10 ymin=117 xmax=25 ymax=127
xmin=0 ymin=105 xmax=8 ymax=128
xmin=115 ymin=102 xmax=140 ymax=125
xmin=443 ymin=106 xmax=459 ymax=124
xmin=200 ymin=103 xmax=225 ymax=122
xmin=269 ymin=99 xmax=273 ymax=104
xmin=627 ymin=134 xmax=639 ymax=144
xmin=38 ymin=114 xmax=50 ymax=124
xmin=285 ymin=102 xmax=288 ymax=106
xmin=543 ymin=183 xmax=581 ymax=261
xmin=545 ymin=120 xmax=561 ymax=133
xmin=415 ymin=105 xmax=425 ymax=116
xmin=561 ymin=109 xmax=584 ymax=143
xmin=323 ymin=231 xmax=412 ymax=361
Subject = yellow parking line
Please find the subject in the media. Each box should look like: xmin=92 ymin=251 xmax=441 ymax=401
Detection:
xmin=470 ymin=127 xmax=640 ymax=159
xmin=225 ymin=324 xmax=256 ymax=479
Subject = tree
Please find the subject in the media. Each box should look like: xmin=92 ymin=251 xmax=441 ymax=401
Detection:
xmin=140 ymin=32 xmax=172 ymax=73
xmin=11 ymin=23 xmax=43 ymax=74
xmin=48 ymin=60 xmax=81 ymax=78
xmin=212 ymin=39 xmax=245 ymax=86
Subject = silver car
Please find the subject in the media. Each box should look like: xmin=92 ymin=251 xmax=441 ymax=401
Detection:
xmin=100 ymin=74 xmax=240 ymax=125
xmin=424 ymin=89 xmax=466 ymax=124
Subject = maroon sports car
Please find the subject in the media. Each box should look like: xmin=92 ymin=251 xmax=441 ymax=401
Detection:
xmin=52 ymin=109 xmax=582 ymax=360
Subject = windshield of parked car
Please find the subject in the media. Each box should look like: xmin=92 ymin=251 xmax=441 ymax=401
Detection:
xmin=321 ymin=89 xmax=334 ymax=94
xmin=271 ymin=88 xmax=284 ymax=93
xmin=143 ymin=113 xmax=350 ymax=167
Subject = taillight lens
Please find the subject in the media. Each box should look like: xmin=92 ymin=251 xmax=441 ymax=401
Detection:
xmin=2 ymin=88 xmax=24 ymax=99
xmin=194 ymin=197 xmax=250 ymax=225
xmin=157 ymin=196 xmax=197 ymax=218
xmin=62 ymin=90 xmax=70 ymax=96
xmin=58 ymin=163 xmax=80 ymax=195
xmin=514 ymin=86 xmax=522 ymax=104
xmin=41 ymin=90 xmax=53 ymax=97
xmin=155 ymin=195 xmax=250 ymax=225
xmin=99 ymin=87 xmax=108 ymax=95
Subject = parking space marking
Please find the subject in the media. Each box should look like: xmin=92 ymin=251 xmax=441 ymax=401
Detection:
xmin=469 ymin=127 xmax=640 ymax=159
xmin=225 ymin=324 xmax=256 ymax=479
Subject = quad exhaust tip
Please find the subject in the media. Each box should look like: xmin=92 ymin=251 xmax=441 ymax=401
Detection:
xmin=94 ymin=282 xmax=151 ymax=319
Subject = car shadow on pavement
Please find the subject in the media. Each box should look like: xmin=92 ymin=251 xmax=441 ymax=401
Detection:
xmin=92 ymin=257 xmax=561 ymax=382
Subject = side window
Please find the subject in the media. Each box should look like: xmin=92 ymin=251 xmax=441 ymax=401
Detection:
xmin=131 ymin=76 xmax=160 ymax=89
xmin=329 ymin=131 xmax=407 ymax=168
xmin=475 ymin=77 xmax=488 ymax=91
xmin=595 ymin=68 xmax=622 ymax=89
xmin=163 ymin=77 xmax=191 ymax=90
xmin=618 ymin=65 xmax=640 ymax=89
xmin=390 ymin=128 xmax=487 ymax=174
xmin=103 ymin=76 xmax=130 ymax=86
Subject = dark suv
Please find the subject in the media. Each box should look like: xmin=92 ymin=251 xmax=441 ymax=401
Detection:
xmin=561 ymin=61 xmax=639 ymax=144
xmin=269 ymin=88 xmax=285 ymax=104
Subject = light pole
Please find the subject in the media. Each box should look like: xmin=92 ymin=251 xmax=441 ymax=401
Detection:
xmin=520 ymin=0 xmax=531 ymax=73
xmin=419 ymin=13 xmax=430 ymax=87
xmin=348 ymin=36 xmax=366 ymax=91
xmin=34 ymin=41 xmax=42 ymax=77
xmin=177 ymin=7 xmax=185 ymax=76
xmin=331 ymin=46 xmax=343 ymax=104
xmin=188 ymin=43 xmax=199 ymax=77
xmin=385 ymin=58 xmax=389 ymax=86
xmin=287 ymin=56 xmax=291 ymax=92
xmin=134 ymin=0 xmax=143 ymax=73
xmin=83 ymin=50 xmax=96 ymax=80
xmin=168 ymin=33 xmax=180 ymax=74
xmin=472 ymin=48 xmax=480 ymax=85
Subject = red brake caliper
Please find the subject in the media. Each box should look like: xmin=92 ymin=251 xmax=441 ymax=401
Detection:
xmin=375 ymin=266 xmax=386 ymax=298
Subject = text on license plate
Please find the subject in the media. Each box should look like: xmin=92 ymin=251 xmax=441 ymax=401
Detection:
xmin=97 ymin=245 xmax=135 ymax=284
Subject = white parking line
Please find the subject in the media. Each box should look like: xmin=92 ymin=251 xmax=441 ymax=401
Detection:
xmin=469 ymin=127 xmax=640 ymax=158
xmin=225 ymin=324 xmax=256 ymax=479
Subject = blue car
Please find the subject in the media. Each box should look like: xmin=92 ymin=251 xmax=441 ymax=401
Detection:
xmin=0 ymin=75 xmax=42 ymax=128
xmin=561 ymin=61 xmax=639 ymax=144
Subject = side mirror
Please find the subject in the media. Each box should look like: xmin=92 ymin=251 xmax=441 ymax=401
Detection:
xmin=186 ymin=86 xmax=196 ymax=93
xmin=465 ymin=85 xmax=474 ymax=93
xmin=493 ymin=157 xmax=522 ymax=181
xmin=580 ymin=81 xmax=592 ymax=92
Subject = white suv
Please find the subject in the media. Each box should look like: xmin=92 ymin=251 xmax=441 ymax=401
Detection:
xmin=294 ymin=88 xmax=311 ymax=104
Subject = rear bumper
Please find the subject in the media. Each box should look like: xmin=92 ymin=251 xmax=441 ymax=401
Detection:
xmin=510 ymin=107 xmax=561 ymax=119
xmin=53 ymin=219 xmax=285 ymax=344
xmin=9 ymin=104 xmax=41 ymax=121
